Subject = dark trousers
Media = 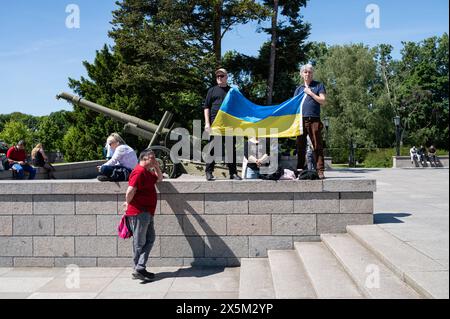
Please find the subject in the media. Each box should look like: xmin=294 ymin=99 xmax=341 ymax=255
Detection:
xmin=100 ymin=165 xmax=131 ymax=177
xmin=296 ymin=118 xmax=325 ymax=172
xmin=205 ymin=135 xmax=237 ymax=175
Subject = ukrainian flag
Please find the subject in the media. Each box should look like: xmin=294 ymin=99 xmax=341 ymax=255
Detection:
xmin=211 ymin=88 xmax=306 ymax=138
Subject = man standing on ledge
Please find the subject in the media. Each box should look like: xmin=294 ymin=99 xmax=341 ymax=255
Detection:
xmin=124 ymin=149 xmax=163 ymax=282
xmin=203 ymin=68 xmax=242 ymax=181
xmin=294 ymin=64 xmax=327 ymax=179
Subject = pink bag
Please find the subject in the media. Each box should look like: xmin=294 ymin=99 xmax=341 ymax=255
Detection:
xmin=280 ymin=169 xmax=297 ymax=180
xmin=118 ymin=214 xmax=133 ymax=239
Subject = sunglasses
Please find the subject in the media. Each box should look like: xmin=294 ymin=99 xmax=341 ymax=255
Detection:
xmin=216 ymin=74 xmax=226 ymax=78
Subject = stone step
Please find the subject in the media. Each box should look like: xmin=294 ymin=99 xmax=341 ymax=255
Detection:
xmin=238 ymin=258 xmax=275 ymax=299
xmin=321 ymin=233 xmax=421 ymax=299
xmin=294 ymin=242 xmax=363 ymax=299
xmin=347 ymin=225 xmax=449 ymax=299
xmin=267 ymin=250 xmax=316 ymax=299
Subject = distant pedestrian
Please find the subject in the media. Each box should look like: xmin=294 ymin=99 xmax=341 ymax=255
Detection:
xmin=123 ymin=149 xmax=163 ymax=282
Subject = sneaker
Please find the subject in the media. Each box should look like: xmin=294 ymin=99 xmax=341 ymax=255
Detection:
xmin=206 ymin=172 xmax=215 ymax=181
xmin=230 ymin=174 xmax=242 ymax=180
xmin=97 ymin=175 xmax=112 ymax=182
xmin=132 ymin=269 xmax=155 ymax=281
xmin=318 ymin=171 xmax=325 ymax=180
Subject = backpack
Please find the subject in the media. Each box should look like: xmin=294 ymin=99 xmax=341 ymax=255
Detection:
xmin=260 ymin=167 xmax=284 ymax=181
xmin=117 ymin=215 xmax=133 ymax=239
xmin=298 ymin=170 xmax=320 ymax=180
xmin=1 ymin=157 xmax=10 ymax=171
xmin=110 ymin=167 xmax=131 ymax=182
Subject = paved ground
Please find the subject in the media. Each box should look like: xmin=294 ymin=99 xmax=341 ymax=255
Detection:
xmin=0 ymin=168 xmax=448 ymax=299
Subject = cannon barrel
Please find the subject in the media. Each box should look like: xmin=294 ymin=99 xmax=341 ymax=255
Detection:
xmin=56 ymin=92 xmax=170 ymax=135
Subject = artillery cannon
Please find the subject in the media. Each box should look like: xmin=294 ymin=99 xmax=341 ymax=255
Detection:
xmin=56 ymin=92 xmax=179 ymax=178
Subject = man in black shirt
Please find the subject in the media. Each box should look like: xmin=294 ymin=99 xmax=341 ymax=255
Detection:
xmin=203 ymin=68 xmax=242 ymax=181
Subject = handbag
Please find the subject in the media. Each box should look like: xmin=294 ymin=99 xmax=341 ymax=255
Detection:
xmin=117 ymin=214 xmax=133 ymax=239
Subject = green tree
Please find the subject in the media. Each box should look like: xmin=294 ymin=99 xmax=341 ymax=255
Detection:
xmin=314 ymin=44 xmax=377 ymax=153
xmin=0 ymin=121 xmax=35 ymax=148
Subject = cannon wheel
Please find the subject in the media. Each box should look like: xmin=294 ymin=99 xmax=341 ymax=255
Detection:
xmin=149 ymin=145 xmax=177 ymax=179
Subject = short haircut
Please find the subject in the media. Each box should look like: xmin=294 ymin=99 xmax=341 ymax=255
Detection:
xmin=300 ymin=64 xmax=314 ymax=73
xmin=107 ymin=133 xmax=126 ymax=145
xmin=17 ymin=140 xmax=25 ymax=146
xmin=139 ymin=149 xmax=155 ymax=161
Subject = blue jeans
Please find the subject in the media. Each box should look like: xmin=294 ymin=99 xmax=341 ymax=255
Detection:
xmin=100 ymin=165 xmax=130 ymax=177
xmin=12 ymin=163 xmax=36 ymax=180
xmin=246 ymin=167 xmax=261 ymax=179
xmin=128 ymin=213 xmax=155 ymax=271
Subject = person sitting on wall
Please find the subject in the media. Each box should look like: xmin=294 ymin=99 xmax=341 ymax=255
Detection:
xmin=243 ymin=137 xmax=271 ymax=179
xmin=418 ymin=145 xmax=428 ymax=165
xmin=410 ymin=146 xmax=419 ymax=164
xmin=6 ymin=140 xmax=36 ymax=180
xmin=97 ymin=133 xmax=138 ymax=182
xmin=31 ymin=143 xmax=56 ymax=179
xmin=428 ymin=145 xmax=438 ymax=167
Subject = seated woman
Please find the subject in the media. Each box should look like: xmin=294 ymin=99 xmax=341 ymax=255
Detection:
xmin=31 ymin=143 xmax=56 ymax=179
xmin=97 ymin=133 xmax=138 ymax=182
xmin=243 ymin=137 xmax=271 ymax=179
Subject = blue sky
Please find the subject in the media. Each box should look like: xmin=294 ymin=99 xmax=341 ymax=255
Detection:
xmin=0 ymin=0 xmax=448 ymax=116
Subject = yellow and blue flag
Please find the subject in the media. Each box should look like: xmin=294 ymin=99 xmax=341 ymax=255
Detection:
xmin=211 ymin=88 xmax=306 ymax=138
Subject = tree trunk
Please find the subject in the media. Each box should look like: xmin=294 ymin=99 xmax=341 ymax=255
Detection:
xmin=266 ymin=0 xmax=279 ymax=105
xmin=213 ymin=0 xmax=223 ymax=67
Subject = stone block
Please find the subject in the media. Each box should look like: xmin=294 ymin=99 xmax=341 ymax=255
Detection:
xmin=323 ymin=179 xmax=376 ymax=192
xmin=160 ymin=194 xmax=204 ymax=215
xmin=248 ymin=193 xmax=293 ymax=214
xmin=75 ymin=237 xmax=117 ymax=257
xmin=227 ymin=215 xmax=271 ymax=235
xmin=294 ymin=193 xmax=339 ymax=214
xmin=157 ymin=180 xmax=233 ymax=194
xmin=54 ymin=258 xmax=97 ymax=268
xmin=13 ymin=258 xmax=55 ymax=267
xmin=0 ymin=257 xmax=13 ymax=267
xmin=97 ymin=215 xmax=121 ymax=236
xmin=13 ymin=216 xmax=54 ymax=236
xmin=317 ymin=214 xmax=373 ymax=234
xmin=0 ymin=216 xmax=12 ymax=236
xmin=293 ymin=235 xmax=321 ymax=242
xmin=249 ymin=236 xmax=293 ymax=257
xmin=33 ymin=237 xmax=75 ymax=257
xmin=272 ymin=215 xmax=316 ymax=236
xmin=33 ymin=195 xmax=75 ymax=215
xmin=340 ymin=192 xmax=373 ymax=214
xmin=154 ymin=215 xmax=184 ymax=235
xmin=160 ymin=236 xmax=204 ymax=258
xmin=183 ymin=215 xmax=227 ymax=236
xmin=117 ymin=237 xmax=160 ymax=258
xmin=204 ymin=194 xmax=248 ymax=214
xmin=0 ymin=237 xmax=33 ymax=256
xmin=76 ymin=194 xmax=118 ymax=215
xmin=0 ymin=195 xmax=32 ymax=215
xmin=204 ymin=236 xmax=248 ymax=258
xmin=55 ymin=215 xmax=96 ymax=236
xmin=97 ymin=258 xmax=133 ymax=267
xmin=232 ymin=180 xmax=323 ymax=193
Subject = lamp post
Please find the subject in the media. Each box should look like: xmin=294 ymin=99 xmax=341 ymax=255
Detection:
xmin=323 ymin=117 xmax=330 ymax=157
xmin=393 ymin=115 xmax=401 ymax=156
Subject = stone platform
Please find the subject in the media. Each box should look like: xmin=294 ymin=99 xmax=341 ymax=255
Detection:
xmin=393 ymin=155 xmax=448 ymax=168
xmin=0 ymin=177 xmax=375 ymax=267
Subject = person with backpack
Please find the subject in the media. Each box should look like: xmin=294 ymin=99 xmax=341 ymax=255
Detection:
xmin=97 ymin=133 xmax=138 ymax=182
xmin=6 ymin=140 xmax=36 ymax=180
xmin=123 ymin=149 xmax=163 ymax=282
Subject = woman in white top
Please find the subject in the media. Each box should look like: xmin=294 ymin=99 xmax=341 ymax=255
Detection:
xmin=97 ymin=133 xmax=138 ymax=181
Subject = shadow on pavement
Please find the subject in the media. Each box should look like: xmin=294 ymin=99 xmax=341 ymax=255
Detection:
xmin=374 ymin=212 xmax=411 ymax=224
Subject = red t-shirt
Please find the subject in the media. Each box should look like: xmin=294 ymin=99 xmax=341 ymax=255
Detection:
xmin=126 ymin=164 xmax=158 ymax=216
xmin=6 ymin=146 xmax=27 ymax=163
